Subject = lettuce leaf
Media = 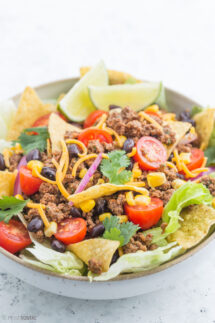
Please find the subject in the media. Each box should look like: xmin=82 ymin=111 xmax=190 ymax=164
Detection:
xmin=0 ymin=139 xmax=12 ymax=153
xmin=92 ymin=242 xmax=182 ymax=281
xmin=162 ymin=182 xmax=212 ymax=234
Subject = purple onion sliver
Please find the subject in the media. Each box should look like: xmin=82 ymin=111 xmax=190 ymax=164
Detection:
xmin=13 ymin=156 xmax=27 ymax=196
xmin=68 ymin=153 xmax=103 ymax=206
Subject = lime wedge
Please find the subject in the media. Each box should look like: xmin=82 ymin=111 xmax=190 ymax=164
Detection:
xmin=89 ymin=82 xmax=166 ymax=111
xmin=59 ymin=61 xmax=108 ymax=122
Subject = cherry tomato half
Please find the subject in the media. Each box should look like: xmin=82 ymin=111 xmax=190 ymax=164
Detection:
xmin=84 ymin=110 xmax=107 ymax=128
xmin=187 ymin=148 xmax=204 ymax=171
xmin=32 ymin=112 xmax=67 ymax=128
xmin=144 ymin=110 xmax=160 ymax=117
xmin=20 ymin=166 xmax=43 ymax=195
xmin=125 ymin=198 xmax=163 ymax=230
xmin=134 ymin=136 xmax=167 ymax=170
xmin=55 ymin=218 xmax=87 ymax=245
xmin=78 ymin=129 xmax=113 ymax=146
xmin=0 ymin=219 xmax=31 ymax=254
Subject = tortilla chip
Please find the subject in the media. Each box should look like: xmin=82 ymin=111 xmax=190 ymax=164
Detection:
xmin=193 ymin=108 xmax=215 ymax=150
xmin=166 ymin=121 xmax=191 ymax=157
xmin=7 ymin=87 xmax=56 ymax=141
xmin=168 ymin=205 xmax=215 ymax=249
xmin=48 ymin=113 xmax=82 ymax=152
xmin=68 ymin=183 xmax=149 ymax=205
xmin=68 ymin=238 xmax=120 ymax=272
xmin=0 ymin=170 xmax=16 ymax=197
xmin=80 ymin=67 xmax=141 ymax=85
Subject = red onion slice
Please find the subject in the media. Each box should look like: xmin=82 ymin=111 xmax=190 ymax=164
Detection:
xmin=13 ymin=156 xmax=27 ymax=195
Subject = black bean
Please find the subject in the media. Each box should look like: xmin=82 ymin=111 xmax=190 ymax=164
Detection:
xmin=176 ymin=173 xmax=185 ymax=180
xmin=94 ymin=199 xmax=107 ymax=216
xmin=0 ymin=153 xmax=6 ymax=170
xmin=51 ymin=239 xmax=66 ymax=253
xmin=123 ymin=138 xmax=134 ymax=153
xmin=127 ymin=159 xmax=134 ymax=171
xmin=41 ymin=167 xmax=56 ymax=180
xmin=26 ymin=149 xmax=41 ymax=162
xmin=110 ymin=250 xmax=119 ymax=265
xmin=70 ymin=206 xmax=82 ymax=218
xmin=109 ymin=104 xmax=122 ymax=110
xmin=67 ymin=144 xmax=79 ymax=158
xmin=168 ymin=153 xmax=174 ymax=161
xmin=90 ymin=223 xmax=105 ymax=238
xmin=27 ymin=217 xmax=44 ymax=232
xmin=179 ymin=111 xmax=195 ymax=127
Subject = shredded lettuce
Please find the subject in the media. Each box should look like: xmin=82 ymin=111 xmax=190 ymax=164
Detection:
xmin=0 ymin=139 xmax=12 ymax=153
xmin=92 ymin=242 xmax=182 ymax=281
xmin=163 ymin=182 xmax=212 ymax=234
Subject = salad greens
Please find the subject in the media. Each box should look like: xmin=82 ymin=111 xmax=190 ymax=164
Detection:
xmin=0 ymin=197 xmax=28 ymax=223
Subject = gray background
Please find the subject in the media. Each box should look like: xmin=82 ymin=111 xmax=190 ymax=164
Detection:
xmin=0 ymin=0 xmax=215 ymax=322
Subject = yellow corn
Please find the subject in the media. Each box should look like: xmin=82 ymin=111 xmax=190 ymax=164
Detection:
xmin=147 ymin=172 xmax=166 ymax=188
xmin=118 ymin=247 xmax=124 ymax=257
xmin=27 ymin=160 xmax=44 ymax=177
xmin=125 ymin=191 xmax=135 ymax=206
xmin=145 ymin=104 xmax=159 ymax=114
xmin=117 ymin=215 xmax=128 ymax=223
xmin=179 ymin=152 xmax=191 ymax=165
xmin=11 ymin=143 xmax=23 ymax=154
xmin=99 ymin=212 xmax=112 ymax=222
xmin=212 ymin=198 xmax=215 ymax=209
xmin=79 ymin=199 xmax=95 ymax=212
xmin=119 ymin=135 xmax=127 ymax=145
xmin=79 ymin=168 xmax=88 ymax=179
xmin=15 ymin=194 xmax=24 ymax=200
xmin=132 ymin=162 xmax=142 ymax=178
xmin=134 ymin=195 xmax=151 ymax=205
xmin=172 ymin=179 xmax=186 ymax=189
xmin=190 ymin=127 xmax=196 ymax=134
xmin=97 ymin=178 xmax=105 ymax=184
xmin=44 ymin=221 xmax=57 ymax=237
xmin=162 ymin=113 xmax=176 ymax=121
xmin=127 ymin=147 xmax=137 ymax=158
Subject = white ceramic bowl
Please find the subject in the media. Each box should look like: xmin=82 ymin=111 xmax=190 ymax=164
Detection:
xmin=0 ymin=78 xmax=213 ymax=299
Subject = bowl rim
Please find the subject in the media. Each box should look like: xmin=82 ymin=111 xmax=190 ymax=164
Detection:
xmin=1 ymin=77 xmax=212 ymax=283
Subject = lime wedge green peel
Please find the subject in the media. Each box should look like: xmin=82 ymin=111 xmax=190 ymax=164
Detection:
xmin=58 ymin=61 xmax=108 ymax=122
xmin=88 ymin=82 xmax=166 ymax=112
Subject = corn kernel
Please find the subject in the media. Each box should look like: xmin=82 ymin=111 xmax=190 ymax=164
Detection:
xmin=132 ymin=162 xmax=142 ymax=178
xmin=147 ymin=172 xmax=166 ymax=188
xmin=99 ymin=212 xmax=112 ymax=222
xmin=15 ymin=194 xmax=24 ymax=200
xmin=212 ymin=198 xmax=215 ymax=209
xmin=44 ymin=221 xmax=57 ymax=237
xmin=11 ymin=143 xmax=23 ymax=154
xmin=79 ymin=168 xmax=87 ymax=179
xmin=172 ymin=179 xmax=186 ymax=189
xmin=190 ymin=127 xmax=196 ymax=134
xmin=145 ymin=104 xmax=159 ymax=114
xmin=162 ymin=113 xmax=176 ymax=121
xmin=119 ymin=135 xmax=127 ymax=145
xmin=79 ymin=199 xmax=95 ymax=212
xmin=134 ymin=195 xmax=151 ymax=205
xmin=117 ymin=215 xmax=128 ymax=223
xmin=27 ymin=160 xmax=44 ymax=177
xmin=179 ymin=152 xmax=191 ymax=164
xmin=125 ymin=191 xmax=135 ymax=206
xmin=97 ymin=178 xmax=105 ymax=184
xmin=118 ymin=247 xmax=124 ymax=257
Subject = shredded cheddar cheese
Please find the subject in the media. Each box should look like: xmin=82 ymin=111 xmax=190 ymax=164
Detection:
xmin=138 ymin=111 xmax=163 ymax=131
xmin=102 ymin=125 xmax=123 ymax=147
xmin=54 ymin=140 xmax=70 ymax=199
xmin=166 ymin=162 xmax=178 ymax=172
xmin=65 ymin=139 xmax=87 ymax=157
xmin=71 ymin=153 xmax=108 ymax=178
xmin=27 ymin=202 xmax=50 ymax=228
xmin=127 ymin=147 xmax=137 ymax=158
xmin=47 ymin=139 xmax=52 ymax=156
xmin=95 ymin=113 xmax=107 ymax=129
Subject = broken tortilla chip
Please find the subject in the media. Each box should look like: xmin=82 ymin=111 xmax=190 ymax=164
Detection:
xmin=7 ymin=87 xmax=56 ymax=141
xmin=0 ymin=170 xmax=16 ymax=197
xmin=67 ymin=238 xmax=120 ymax=272
xmin=168 ymin=205 xmax=215 ymax=249
xmin=68 ymin=183 xmax=149 ymax=205
xmin=80 ymin=67 xmax=141 ymax=85
xmin=48 ymin=113 xmax=82 ymax=152
xmin=166 ymin=121 xmax=191 ymax=158
xmin=193 ymin=108 xmax=215 ymax=150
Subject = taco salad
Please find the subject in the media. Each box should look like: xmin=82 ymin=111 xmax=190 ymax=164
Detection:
xmin=0 ymin=61 xmax=215 ymax=281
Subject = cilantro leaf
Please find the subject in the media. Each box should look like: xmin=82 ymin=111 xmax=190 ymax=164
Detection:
xmin=0 ymin=196 xmax=29 ymax=223
xmin=100 ymin=150 xmax=132 ymax=185
xmin=13 ymin=127 xmax=49 ymax=154
xmin=102 ymin=215 xmax=139 ymax=247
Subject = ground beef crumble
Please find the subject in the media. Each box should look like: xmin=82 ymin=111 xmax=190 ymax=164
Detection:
xmin=123 ymin=232 xmax=158 ymax=254
xmin=8 ymin=153 xmax=22 ymax=172
xmin=200 ymin=176 xmax=215 ymax=196
xmin=107 ymin=193 xmax=126 ymax=215
xmin=88 ymin=258 xmax=102 ymax=274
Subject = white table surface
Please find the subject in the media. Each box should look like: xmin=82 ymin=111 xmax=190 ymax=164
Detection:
xmin=0 ymin=0 xmax=215 ymax=322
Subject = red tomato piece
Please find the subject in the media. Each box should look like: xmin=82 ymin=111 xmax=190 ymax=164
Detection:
xmin=32 ymin=112 xmax=67 ymax=128
xmin=20 ymin=166 xmax=43 ymax=195
xmin=144 ymin=110 xmax=160 ymax=117
xmin=55 ymin=218 xmax=87 ymax=245
xmin=134 ymin=136 xmax=167 ymax=170
xmin=186 ymin=148 xmax=204 ymax=171
xmin=84 ymin=110 xmax=107 ymax=128
xmin=125 ymin=198 xmax=163 ymax=230
xmin=0 ymin=219 xmax=31 ymax=254
xmin=78 ymin=129 xmax=113 ymax=146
